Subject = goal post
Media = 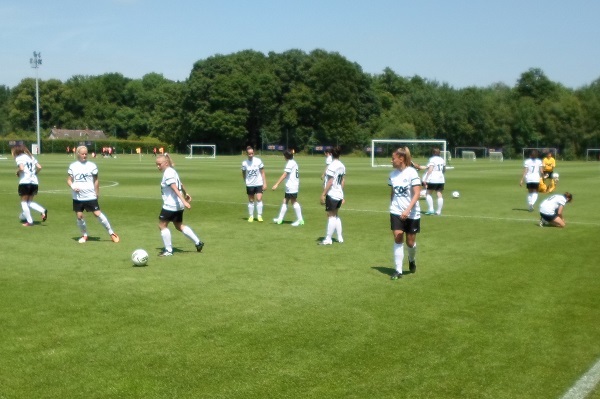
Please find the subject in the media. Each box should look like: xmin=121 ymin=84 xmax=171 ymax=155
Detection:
xmin=370 ymin=139 xmax=447 ymax=167
xmin=186 ymin=144 xmax=216 ymax=159
xmin=586 ymin=148 xmax=600 ymax=161
xmin=489 ymin=151 xmax=504 ymax=162
xmin=462 ymin=151 xmax=476 ymax=161
xmin=454 ymin=146 xmax=488 ymax=159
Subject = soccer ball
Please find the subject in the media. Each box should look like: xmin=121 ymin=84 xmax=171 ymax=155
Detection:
xmin=553 ymin=173 xmax=559 ymax=181
xmin=131 ymin=249 xmax=149 ymax=266
xmin=452 ymin=191 xmax=460 ymax=198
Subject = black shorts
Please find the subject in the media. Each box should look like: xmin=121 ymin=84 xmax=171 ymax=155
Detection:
xmin=246 ymin=186 xmax=263 ymax=195
xmin=325 ymin=196 xmax=343 ymax=212
xmin=18 ymin=183 xmax=39 ymax=196
xmin=159 ymin=208 xmax=184 ymax=223
xmin=284 ymin=192 xmax=298 ymax=200
xmin=526 ymin=182 xmax=540 ymax=190
xmin=426 ymin=183 xmax=444 ymax=191
xmin=390 ymin=214 xmax=421 ymax=234
xmin=544 ymin=171 xmax=554 ymax=178
xmin=540 ymin=212 xmax=557 ymax=222
xmin=73 ymin=199 xmax=100 ymax=213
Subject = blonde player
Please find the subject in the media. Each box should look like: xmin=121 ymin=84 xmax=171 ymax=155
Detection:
xmin=272 ymin=150 xmax=304 ymax=226
xmin=241 ymin=146 xmax=267 ymax=222
xmin=67 ymin=146 xmax=119 ymax=243
xmin=388 ymin=147 xmax=421 ymax=279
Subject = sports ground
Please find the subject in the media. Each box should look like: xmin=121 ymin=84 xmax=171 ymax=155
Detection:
xmin=1 ymin=153 xmax=599 ymax=398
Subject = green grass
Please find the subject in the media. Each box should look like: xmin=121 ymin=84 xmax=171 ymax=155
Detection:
xmin=1 ymin=154 xmax=599 ymax=399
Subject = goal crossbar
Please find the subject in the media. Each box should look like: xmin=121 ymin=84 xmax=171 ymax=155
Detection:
xmin=371 ymin=139 xmax=447 ymax=167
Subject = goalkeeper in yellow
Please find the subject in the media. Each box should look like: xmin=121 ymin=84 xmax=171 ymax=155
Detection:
xmin=541 ymin=152 xmax=556 ymax=193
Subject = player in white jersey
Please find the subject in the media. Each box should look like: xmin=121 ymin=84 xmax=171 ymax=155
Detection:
xmin=155 ymin=154 xmax=204 ymax=256
xmin=520 ymin=150 xmax=544 ymax=211
xmin=67 ymin=146 xmax=119 ymax=244
xmin=11 ymin=144 xmax=47 ymax=226
xmin=321 ymin=149 xmax=333 ymax=187
xmin=422 ymin=147 xmax=446 ymax=215
xmin=272 ymin=150 xmax=304 ymax=226
xmin=539 ymin=192 xmax=572 ymax=228
xmin=388 ymin=147 xmax=422 ymax=279
xmin=319 ymin=146 xmax=345 ymax=245
xmin=241 ymin=146 xmax=267 ymax=222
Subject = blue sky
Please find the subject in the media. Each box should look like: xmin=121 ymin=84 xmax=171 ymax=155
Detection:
xmin=2 ymin=0 xmax=599 ymax=89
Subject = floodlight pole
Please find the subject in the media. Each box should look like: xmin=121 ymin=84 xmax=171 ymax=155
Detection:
xmin=30 ymin=51 xmax=42 ymax=154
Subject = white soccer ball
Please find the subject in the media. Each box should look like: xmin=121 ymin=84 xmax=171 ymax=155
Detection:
xmin=553 ymin=173 xmax=559 ymax=181
xmin=131 ymin=249 xmax=149 ymax=266
xmin=452 ymin=191 xmax=460 ymax=198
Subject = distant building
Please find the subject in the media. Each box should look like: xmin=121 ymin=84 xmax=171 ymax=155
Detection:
xmin=49 ymin=128 xmax=108 ymax=140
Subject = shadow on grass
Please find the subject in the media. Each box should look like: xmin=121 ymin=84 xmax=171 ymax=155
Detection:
xmin=71 ymin=236 xmax=101 ymax=243
xmin=372 ymin=266 xmax=415 ymax=276
xmin=512 ymin=207 xmax=536 ymax=213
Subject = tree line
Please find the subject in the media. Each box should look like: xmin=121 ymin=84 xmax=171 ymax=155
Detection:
xmin=1 ymin=49 xmax=599 ymax=158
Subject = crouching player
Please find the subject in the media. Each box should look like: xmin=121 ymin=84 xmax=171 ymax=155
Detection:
xmin=539 ymin=192 xmax=573 ymax=228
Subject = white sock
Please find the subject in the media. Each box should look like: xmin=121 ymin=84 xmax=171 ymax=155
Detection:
xmin=161 ymin=228 xmax=172 ymax=252
xmin=527 ymin=194 xmax=532 ymax=206
xmin=77 ymin=218 xmax=87 ymax=235
xmin=335 ymin=217 xmax=343 ymax=240
xmin=326 ymin=217 xmax=336 ymax=241
xmin=394 ymin=243 xmax=404 ymax=273
xmin=293 ymin=202 xmax=303 ymax=221
xmin=437 ymin=198 xmax=444 ymax=214
xmin=256 ymin=201 xmax=263 ymax=216
xmin=277 ymin=204 xmax=287 ymax=220
xmin=181 ymin=225 xmax=200 ymax=244
xmin=248 ymin=202 xmax=255 ymax=217
xmin=407 ymin=243 xmax=417 ymax=262
xmin=28 ymin=201 xmax=45 ymax=213
xmin=97 ymin=212 xmax=114 ymax=235
xmin=426 ymin=194 xmax=434 ymax=212
xmin=531 ymin=192 xmax=538 ymax=205
xmin=21 ymin=201 xmax=33 ymax=223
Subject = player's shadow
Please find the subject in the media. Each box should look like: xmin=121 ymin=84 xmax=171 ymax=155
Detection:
xmin=372 ymin=266 xmax=414 ymax=276
xmin=71 ymin=236 xmax=101 ymax=243
xmin=512 ymin=208 xmax=535 ymax=213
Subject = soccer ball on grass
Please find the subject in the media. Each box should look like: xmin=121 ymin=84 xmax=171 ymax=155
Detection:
xmin=452 ymin=191 xmax=460 ymax=198
xmin=131 ymin=249 xmax=149 ymax=266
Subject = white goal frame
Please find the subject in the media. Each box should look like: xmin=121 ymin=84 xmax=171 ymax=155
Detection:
xmin=586 ymin=148 xmax=600 ymax=161
xmin=186 ymin=144 xmax=216 ymax=159
xmin=489 ymin=151 xmax=504 ymax=162
xmin=461 ymin=151 xmax=477 ymax=161
xmin=371 ymin=139 xmax=447 ymax=168
xmin=454 ymin=146 xmax=488 ymax=159
xmin=522 ymin=147 xmax=558 ymax=159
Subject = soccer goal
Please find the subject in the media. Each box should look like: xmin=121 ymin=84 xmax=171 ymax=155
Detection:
xmin=586 ymin=148 xmax=600 ymax=161
xmin=461 ymin=151 xmax=476 ymax=161
xmin=454 ymin=146 xmax=487 ymax=160
xmin=489 ymin=151 xmax=504 ymax=162
xmin=370 ymin=139 xmax=447 ymax=167
xmin=186 ymin=144 xmax=216 ymax=159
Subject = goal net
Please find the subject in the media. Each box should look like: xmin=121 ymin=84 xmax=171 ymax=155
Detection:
xmin=586 ymin=148 xmax=600 ymax=161
xmin=370 ymin=139 xmax=447 ymax=168
xmin=454 ymin=147 xmax=487 ymax=159
xmin=186 ymin=144 xmax=216 ymax=159
xmin=462 ymin=151 xmax=476 ymax=161
xmin=489 ymin=151 xmax=504 ymax=162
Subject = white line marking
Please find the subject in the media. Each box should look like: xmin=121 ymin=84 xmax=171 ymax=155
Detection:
xmin=561 ymin=358 xmax=600 ymax=399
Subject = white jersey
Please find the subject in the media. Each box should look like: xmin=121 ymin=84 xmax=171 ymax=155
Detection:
xmin=523 ymin=158 xmax=543 ymax=183
xmin=161 ymin=166 xmax=184 ymax=211
xmin=283 ymin=159 xmax=299 ymax=194
xmin=425 ymin=155 xmax=445 ymax=184
xmin=68 ymin=160 xmax=98 ymax=201
xmin=539 ymin=194 xmax=567 ymax=215
xmin=15 ymin=154 xmax=39 ymax=185
xmin=325 ymin=159 xmax=345 ymax=200
xmin=389 ymin=167 xmax=421 ymax=219
xmin=242 ymin=157 xmax=264 ymax=187
xmin=325 ymin=155 xmax=333 ymax=166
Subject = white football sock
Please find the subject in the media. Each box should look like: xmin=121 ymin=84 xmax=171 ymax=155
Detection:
xmin=325 ymin=216 xmax=336 ymax=241
xmin=21 ymin=201 xmax=33 ymax=223
xmin=531 ymin=192 xmax=538 ymax=205
xmin=426 ymin=194 xmax=434 ymax=212
xmin=437 ymin=198 xmax=444 ymax=214
xmin=161 ymin=228 xmax=172 ymax=252
xmin=277 ymin=204 xmax=287 ymax=220
xmin=248 ymin=202 xmax=255 ymax=217
xmin=97 ymin=212 xmax=114 ymax=235
xmin=293 ymin=202 xmax=303 ymax=221
xmin=181 ymin=225 xmax=200 ymax=244
xmin=394 ymin=243 xmax=404 ymax=272
xmin=256 ymin=201 xmax=263 ymax=216
xmin=28 ymin=201 xmax=45 ymax=213
xmin=335 ymin=217 xmax=343 ymax=240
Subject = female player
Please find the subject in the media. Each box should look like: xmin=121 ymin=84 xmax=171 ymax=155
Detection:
xmin=388 ymin=147 xmax=422 ymax=279
xmin=12 ymin=144 xmax=47 ymax=226
xmin=520 ymin=150 xmax=543 ymax=211
xmin=272 ymin=150 xmax=304 ymax=226
xmin=156 ymin=154 xmax=204 ymax=256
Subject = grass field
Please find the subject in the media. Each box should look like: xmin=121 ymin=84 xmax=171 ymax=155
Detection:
xmin=1 ymin=153 xmax=599 ymax=399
